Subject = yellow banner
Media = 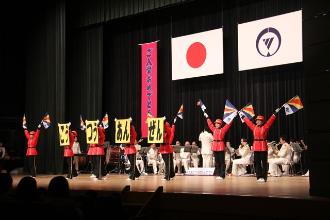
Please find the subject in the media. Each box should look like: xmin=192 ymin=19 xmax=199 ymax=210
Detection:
xmin=58 ymin=123 xmax=70 ymax=146
xmin=115 ymin=119 xmax=130 ymax=143
xmin=86 ymin=120 xmax=98 ymax=144
xmin=147 ymin=117 xmax=164 ymax=143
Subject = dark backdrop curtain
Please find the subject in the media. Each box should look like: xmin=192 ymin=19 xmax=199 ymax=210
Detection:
xmin=103 ymin=0 xmax=304 ymax=147
xmin=67 ymin=25 xmax=103 ymax=152
xmin=25 ymin=1 xmax=66 ymax=174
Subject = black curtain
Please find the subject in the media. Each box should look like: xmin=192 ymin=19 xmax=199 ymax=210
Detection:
xmin=25 ymin=1 xmax=66 ymax=174
xmin=103 ymin=0 xmax=304 ymax=147
xmin=67 ymin=25 xmax=104 ymax=152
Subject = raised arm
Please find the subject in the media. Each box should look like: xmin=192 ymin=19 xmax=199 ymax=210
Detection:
xmin=263 ymin=114 xmax=276 ymax=132
xmin=243 ymin=117 xmax=256 ymax=131
xmin=221 ymin=120 xmax=233 ymax=134
xmin=130 ymin=125 xmax=137 ymax=145
xmin=169 ymin=124 xmax=176 ymax=145
xmin=207 ymin=118 xmax=215 ymax=132
xmin=24 ymin=129 xmax=30 ymax=139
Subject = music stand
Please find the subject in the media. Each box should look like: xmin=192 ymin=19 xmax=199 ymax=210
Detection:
xmin=190 ymin=147 xmax=199 ymax=153
xmin=173 ymin=146 xmax=182 ymax=153
xmin=184 ymin=146 xmax=192 ymax=152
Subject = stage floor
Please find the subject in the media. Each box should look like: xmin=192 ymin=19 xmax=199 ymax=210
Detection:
xmin=11 ymin=174 xmax=311 ymax=199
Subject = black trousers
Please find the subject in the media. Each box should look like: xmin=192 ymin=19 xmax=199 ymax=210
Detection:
xmin=66 ymin=157 xmax=78 ymax=179
xmin=27 ymin=156 xmax=36 ymax=177
xmin=127 ymin=154 xmax=140 ymax=180
xmin=214 ymin=151 xmax=225 ymax=178
xmin=162 ymin=153 xmax=175 ymax=180
xmin=94 ymin=155 xmax=105 ymax=179
xmin=254 ymin=151 xmax=268 ymax=180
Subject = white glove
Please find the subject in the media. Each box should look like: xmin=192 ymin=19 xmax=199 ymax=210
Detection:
xmin=129 ymin=117 xmax=132 ymax=122
xmin=38 ymin=123 xmax=42 ymax=129
xmin=23 ymin=125 xmax=27 ymax=129
xmin=203 ymin=112 xmax=208 ymax=118
xmin=275 ymin=107 xmax=281 ymax=113
xmin=114 ymin=118 xmax=117 ymax=122
xmin=239 ymin=111 xmax=245 ymax=119
xmin=81 ymin=125 xmax=86 ymax=130
xmin=96 ymin=119 xmax=99 ymax=124
xmin=68 ymin=122 xmax=71 ymax=126
xmin=173 ymin=117 xmax=177 ymax=124
xmin=163 ymin=116 xmax=166 ymax=120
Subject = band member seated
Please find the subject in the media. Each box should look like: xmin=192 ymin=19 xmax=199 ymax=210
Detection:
xmin=268 ymin=136 xmax=293 ymax=177
xmin=191 ymin=141 xmax=200 ymax=168
xmin=267 ymin=140 xmax=279 ymax=160
xmin=146 ymin=144 xmax=159 ymax=174
xmin=135 ymin=140 xmax=146 ymax=175
xmin=157 ymin=153 xmax=165 ymax=174
xmin=225 ymin=141 xmax=235 ymax=175
xmin=231 ymin=138 xmax=252 ymax=176
xmin=180 ymin=141 xmax=191 ymax=173
xmin=173 ymin=141 xmax=182 ymax=174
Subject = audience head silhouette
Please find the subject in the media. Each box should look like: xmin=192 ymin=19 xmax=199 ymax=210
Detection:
xmin=16 ymin=176 xmax=37 ymax=200
xmin=48 ymin=176 xmax=70 ymax=197
xmin=0 ymin=173 xmax=13 ymax=194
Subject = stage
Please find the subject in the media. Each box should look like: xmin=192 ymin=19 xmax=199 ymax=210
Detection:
xmin=11 ymin=174 xmax=311 ymax=199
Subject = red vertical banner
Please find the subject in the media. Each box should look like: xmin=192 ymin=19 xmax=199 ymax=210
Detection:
xmin=141 ymin=41 xmax=158 ymax=137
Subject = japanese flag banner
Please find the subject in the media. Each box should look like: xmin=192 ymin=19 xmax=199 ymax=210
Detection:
xmin=171 ymin=28 xmax=223 ymax=80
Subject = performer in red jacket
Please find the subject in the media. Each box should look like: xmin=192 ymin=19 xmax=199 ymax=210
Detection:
xmin=125 ymin=118 xmax=141 ymax=180
xmin=204 ymin=112 xmax=233 ymax=180
xmin=240 ymin=107 xmax=280 ymax=182
xmin=94 ymin=124 xmax=106 ymax=180
xmin=64 ymin=129 xmax=78 ymax=179
xmin=23 ymin=122 xmax=42 ymax=177
xmin=159 ymin=118 xmax=176 ymax=181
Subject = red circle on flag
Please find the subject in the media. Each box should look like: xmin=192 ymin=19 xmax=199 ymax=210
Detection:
xmin=186 ymin=42 xmax=206 ymax=68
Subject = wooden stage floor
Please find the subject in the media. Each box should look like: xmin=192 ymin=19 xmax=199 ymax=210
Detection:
xmin=11 ymin=174 xmax=311 ymax=199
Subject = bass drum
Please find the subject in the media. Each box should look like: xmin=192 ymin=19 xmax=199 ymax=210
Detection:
xmin=106 ymin=146 xmax=123 ymax=166
xmin=77 ymin=154 xmax=87 ymax=171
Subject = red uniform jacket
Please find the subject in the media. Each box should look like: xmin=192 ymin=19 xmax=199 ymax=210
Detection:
xmin=159 ymin=124 xmax=175 ymax=154
xmin=207 ymin=119 xmax=233 ymax=151
xmin=64 ymin=131 xmax=75 ymax=157
xmin=125 ymin=125 xmax=137 ymax=155
xmin=24 ymin=129 xmax=40 ymax=156
xmin=87 ymin=144 xmax=96 ymax=156
xmin=95 ymin=126 xmax=105 ymax=155
xmin=244 ymin=114 xmax=276 ymax=151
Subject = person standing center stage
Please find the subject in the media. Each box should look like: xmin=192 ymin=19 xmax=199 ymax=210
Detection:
xmin=240 ymin=107 xmax=280 ymax=182
xmin=125 ymin=119 xmax=141 ymax=180
xmin=64 ymin=129 xmax=78 ymax=179
xmin=204 ymin=113 xmax=233 ymax=180
xmin=159 ymin=119 xmax=176 ymax=181
xmin=23 ymin=122 xmax=42 ymax=177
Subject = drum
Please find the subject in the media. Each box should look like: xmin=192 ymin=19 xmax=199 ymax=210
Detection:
xmin=76 ymin=154 xmax=87 ymax=170
xmin=106 ymin=146 xmax=122 ymax=165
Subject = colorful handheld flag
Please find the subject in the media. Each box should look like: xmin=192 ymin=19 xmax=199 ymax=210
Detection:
xmin=197 ymin=99 xmax=207 ymax=112
xmin=42 ymin=113 xmax=51 ymax=129
xmin=223 ymin=100 xmax=238 ymax=124
xmin=282 ymin=95 xmax=304 ymax=115
xmin=102 ymin=113 xmax=109 ymax=129
xmin=240 ymin=103 xmax=255 ymax=123
xmin=80 ymin=115 xmax=85 ymax=130
xmin=177 ymin=104 xmax=184 ymax=119
xmin=22 ymin=114 xmax=27 ymax=127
